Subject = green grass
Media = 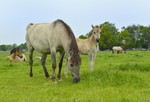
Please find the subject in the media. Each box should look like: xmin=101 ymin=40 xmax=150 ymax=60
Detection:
xmin=0 ymin=51 xmax=150 ymax=102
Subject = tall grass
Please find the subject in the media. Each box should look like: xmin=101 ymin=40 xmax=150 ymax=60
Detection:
xmin=0 ymin=51 xmax=150 ymax=102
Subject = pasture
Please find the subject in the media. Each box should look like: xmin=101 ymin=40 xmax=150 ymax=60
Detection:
xmin=0 ymin=51 xmax=150 ymax=102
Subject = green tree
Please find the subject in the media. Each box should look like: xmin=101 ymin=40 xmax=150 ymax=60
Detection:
xmin=140 ymin=26 xmax=150 ymax=48
xmin=19 ymin=43 xmax=27 ymax=50
xmin=100 ymin=22 xmax=119 ymax=50
xmin=118 ymin=30 xmax=132 ymax=48
xmin=78 ymin=35 xmax=87 ymax=39
xmin=125 ymin=25 xmax=143 ymax=48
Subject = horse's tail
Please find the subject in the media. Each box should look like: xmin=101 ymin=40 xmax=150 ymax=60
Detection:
xmin=112 ymin=47 xmax=114 ymax=54
xmin=26 ymin=23 xmax=33 ymax=30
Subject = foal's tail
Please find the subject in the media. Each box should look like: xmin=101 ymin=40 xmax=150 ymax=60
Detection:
xmin=26 ymin=23 xmax=34 ymax=31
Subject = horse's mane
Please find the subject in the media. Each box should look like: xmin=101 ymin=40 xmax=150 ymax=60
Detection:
xmin=10 ymin=48 xmax=20 ymax=55
xmin=26 ymin=23 xmax=34 ymax=30
xmin=54 ymin=19 xmax=81 ymax=64
xmin=121 ymin=46 xmax=126 ymax=51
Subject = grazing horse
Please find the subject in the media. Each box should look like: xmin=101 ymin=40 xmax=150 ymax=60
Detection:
xmin=26 ymin=19 xmax=81 ymax=83
xmin=112 ymin=46 xmax=126 ymax=54
xmin=9 ymin=48 xmax=26 ymax=62
xmin=65 ymin=25 xmax=101 ymax=75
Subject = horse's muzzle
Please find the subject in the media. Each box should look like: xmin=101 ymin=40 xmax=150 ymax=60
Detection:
xmin=18 ymin=55 xmax=23 ymax=59
xmin=96 ymin=38 xmax=100 ymax=42
xmin=73 ymin=78 xmax=80 ymax=83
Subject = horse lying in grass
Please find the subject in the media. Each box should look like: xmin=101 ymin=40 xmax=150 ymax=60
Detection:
xmin=64 ymin=25 xmax=101 ymax=77
xmin=112 ymin=46 xmax=126 ymax=54
xmin=9 ymin=48 xmax=26 ymax=62
xmin=26 ymin=19 xmax=81 ymax=83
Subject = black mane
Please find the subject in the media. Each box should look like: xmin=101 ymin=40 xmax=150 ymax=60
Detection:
xmin=54 ymin=19 xmax=81 ymax=64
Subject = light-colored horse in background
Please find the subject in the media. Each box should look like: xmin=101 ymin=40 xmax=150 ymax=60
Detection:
xmin=26 ymin=19 xmax=81 ymax=83
xmin=112 ymin=46 xmax=126 ymax=54
xmin=76 ymin=25 xmax=102 ymax=71
xmin=65 ymin=25 xmax=101 ymax=76
xmin=9 ymin=48 xmax=26 ymax=62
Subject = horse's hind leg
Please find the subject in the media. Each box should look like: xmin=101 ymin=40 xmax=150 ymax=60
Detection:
xmin=117 ymin=51 xmax=119 ymax=54
xmin=112 ymin=50 xmax=114 ymax=54
xmin=51 ymin=50 xmax=57 ymax=82
xmin=57 ymin=52 xmax=65 ymax=81
xmin=29 ymin=48 xmax=34 ymax=77
xmin=41 ymin=54 xmax=50 ymax=78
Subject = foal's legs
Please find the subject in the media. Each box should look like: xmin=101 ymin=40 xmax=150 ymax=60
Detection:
xmin=88 ymin=54 xmax=94 ymax=71
xmin=51 ymin=50 xmax=57 ymax=82
xmin=57 ymin=52 xmax=65 ymax=80
xmin=41 ymin=54 xmax=50 ymax=78
xmin=92 ymin=53 xmax=96 ymax=70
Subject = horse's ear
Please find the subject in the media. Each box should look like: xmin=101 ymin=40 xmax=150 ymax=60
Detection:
xmin=68 ymin=51 xmax=73 ymax=57
xmin=100 ymin=25 xmax=103 ymax=29
xmin=68 ymin=51 xmax=73 ymax=56
xmin=91 ymin=25 xmax=94 ymax=29
xmin=67 ymin=51 xmax=73 ymax=61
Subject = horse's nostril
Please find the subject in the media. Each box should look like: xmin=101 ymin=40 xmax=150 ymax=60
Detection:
xmin=20 ymin=56 xmax=23 ymax=58
xmin=73 ymin=78 xmax=80 ymax=83
xmin=96 ymin=39 xmax=100 ymax=42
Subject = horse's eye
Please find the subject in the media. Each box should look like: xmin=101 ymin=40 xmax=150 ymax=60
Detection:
xmin=70 ymin=64 xmax=74 ymax=67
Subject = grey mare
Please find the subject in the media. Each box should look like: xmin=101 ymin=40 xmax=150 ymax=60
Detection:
xmin=26 ymin=19 xmax=81 ymax=83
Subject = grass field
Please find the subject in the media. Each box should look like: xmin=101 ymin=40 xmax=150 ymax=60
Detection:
xmin=0 ymin=51 xmax=150 ymax=102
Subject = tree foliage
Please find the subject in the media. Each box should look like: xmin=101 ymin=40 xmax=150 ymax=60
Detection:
xmin=1 ymin=23 xmax=150 ymax=51
xmin=100 ymin=22 xmax=119 ymax=50
xmin=83 ymin=22 xmax=150 ymax=50
xmin=0 ymin=43 xmax=26 ymax=51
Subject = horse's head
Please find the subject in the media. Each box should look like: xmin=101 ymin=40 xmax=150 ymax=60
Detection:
xmin=91 ymin=25 xmax=102 ymax=42
xmin=67 ymin=51 xmax=81 ymax=83
xmin=10 ymin=48 xmax=23 ymax=58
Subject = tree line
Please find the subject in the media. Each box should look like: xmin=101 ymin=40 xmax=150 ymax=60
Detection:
xmin=79 ymin=22 xmax=150 ymax=50
xmin=0 ymin=22 xmax=150 ymax=51
xmin=0 ymin=43 xmax=26 ymax=51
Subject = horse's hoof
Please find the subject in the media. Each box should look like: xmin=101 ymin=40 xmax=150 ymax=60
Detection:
xmin=58 ymin=79 xmax=62 ymax=81
xmin=30 ymin=74 xmax=33 ymax=77
xmin=65 ymin=75 xmax=68 ymax=78
xmin=53 ymin=81 xmax=57 ymax=84
xmin=48 ymin=77 xmax=51 ymax=79
xmin=45 ymin=74 xmax=50 ymax=78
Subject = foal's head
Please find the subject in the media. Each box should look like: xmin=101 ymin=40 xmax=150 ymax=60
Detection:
xmin=91 ymin=25 xmax=102 ymax=42
xmin=10 ymin=48 xmax=23 ymax=58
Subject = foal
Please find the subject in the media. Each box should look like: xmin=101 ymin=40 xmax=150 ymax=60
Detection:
xmin=9 ymin=48 xmax=26 ymax=62
xmin=76 ymin=25 xmax=102 ymax=71
xmin=64 ymin=25 xmax=101 ymax=76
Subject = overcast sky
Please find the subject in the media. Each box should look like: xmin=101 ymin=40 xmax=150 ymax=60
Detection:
xmin=0 ymin=0 xmax=150 ymax=45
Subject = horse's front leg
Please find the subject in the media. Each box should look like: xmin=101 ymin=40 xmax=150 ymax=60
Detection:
xmin=51 ymin=50 xmax=57 ymax=82
xmin=92 ymin=53 xmax=96 ymax=69
xmin=64 ymin=58 xmax=68 ymax=78
xmin=88 ymin=54 xmax=93 ymax=71
xmin=57 ymin=52 xmax=65 ymax=81
xmin=41 ymin=54 xmax=50 ymax=78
